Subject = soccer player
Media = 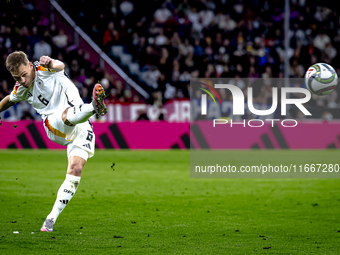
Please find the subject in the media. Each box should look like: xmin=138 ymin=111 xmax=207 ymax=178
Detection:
xmin=0 ymin=51 xmax=107 ymax=232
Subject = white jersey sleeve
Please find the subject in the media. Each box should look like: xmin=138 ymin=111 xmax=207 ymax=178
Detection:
xmin=10 ymin=82 xmax=30 ymax=103
xmin=61 ymin=72 xmax=84 ymax=107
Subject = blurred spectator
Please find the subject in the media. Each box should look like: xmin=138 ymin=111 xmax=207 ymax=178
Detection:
xmin=136 ymin=110 xmax=150 ymax=120
xmin=28 ymin=26 xmax=41 ymax=48
xmin=219 ymin=14 xmax=237 ymax=31
xmin=52 ymin=29 xmax=68 ymax=49
xmin=290 ymin=57 xmax=305 ymax=78
xmin=21 ymin=110 xmax=35 ymax=120
xmin=296 ymin=110 xmax=307 ymax=120
xmin=228 ymin=75 xmax=246 ymax=90
xmin=313 ymin=33 xmax=331 ymax=51
xmin=154 ymin=3 xmax=172 ymax=24
xmin=103 ymin=21 xmax=119 ymax=50
xmin=322 ymin=111 xmax=333 ymax=121
xmin=33 ymin=37 xmax=52 ymax=60
xmin=119 ymin=0 xmax=134 ymax=17
xmin=199 ymin=7 xmax=214 ymax=29
xmin=155 ymin=29 xmax=167 ymax=46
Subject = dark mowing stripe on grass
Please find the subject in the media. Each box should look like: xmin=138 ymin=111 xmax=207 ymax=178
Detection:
xmin=190 ymin=124 xmax=209 ymax=149
xmin=18 ymin=133 xmax=32 ymax=148
xmin=109 ymin=124 xmax=129 ymax=149
xmin=27 ymin=123 xmax=47 ymax=148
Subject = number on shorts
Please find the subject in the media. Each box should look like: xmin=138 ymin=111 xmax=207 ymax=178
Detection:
xmin=86 ymin=130 xmax=94 ymax=142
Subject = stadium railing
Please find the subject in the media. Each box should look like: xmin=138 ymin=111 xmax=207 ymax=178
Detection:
xmin=31 ymin=0 xmax=149 ymax=99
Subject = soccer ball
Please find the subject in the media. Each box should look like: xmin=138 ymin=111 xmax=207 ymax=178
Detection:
xmin=304 ymin=63 xmax=338 ymax=95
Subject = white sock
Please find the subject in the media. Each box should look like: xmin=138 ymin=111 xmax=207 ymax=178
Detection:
xmin=66 ymin=104 xmax=95 ymax=125
xmin=46 ymin=174 xmax=81 ymax=222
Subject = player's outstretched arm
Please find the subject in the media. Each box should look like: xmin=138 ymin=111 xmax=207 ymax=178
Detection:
xmin=0 ymin=95 xmax=15 ymax=113
xmin=0 ymin=95 xmax=15 ymax=125
xmin=39 ymin=55 xmax=65 ymax=72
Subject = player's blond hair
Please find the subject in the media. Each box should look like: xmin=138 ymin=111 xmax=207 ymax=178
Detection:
xmin=6 ymin=51 xmax=30 ymax=73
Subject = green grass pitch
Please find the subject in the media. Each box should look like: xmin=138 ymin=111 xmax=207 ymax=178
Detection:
xmin=1 ymin=149 xmax=340 ymax=254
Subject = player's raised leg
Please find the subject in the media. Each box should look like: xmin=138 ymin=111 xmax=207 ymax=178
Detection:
xmin=63 ymin=83 xmax=107 ymax=127
xmin=41 ymin=154 xmax=86 ymax=232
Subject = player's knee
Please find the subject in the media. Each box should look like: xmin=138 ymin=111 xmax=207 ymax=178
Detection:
xmin=67 ymin=163 xmax=83 ymax=176
xmin=62 ymin=107 xmax=74 ymax=126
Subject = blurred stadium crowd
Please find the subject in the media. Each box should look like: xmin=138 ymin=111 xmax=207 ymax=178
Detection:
xmin=1 ymin=0 xmax=340 ymax=119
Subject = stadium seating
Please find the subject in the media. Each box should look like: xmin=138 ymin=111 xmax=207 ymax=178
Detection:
xmin=1 ymin=0 xmax=340 ymax=119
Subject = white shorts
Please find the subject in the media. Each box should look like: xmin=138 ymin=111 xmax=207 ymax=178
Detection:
xmin=43 ymin=110 xmax=95 ymax=160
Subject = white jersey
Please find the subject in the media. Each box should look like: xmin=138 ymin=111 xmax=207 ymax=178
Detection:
xmin=10 ymin=61 xmax=83 ymax=119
